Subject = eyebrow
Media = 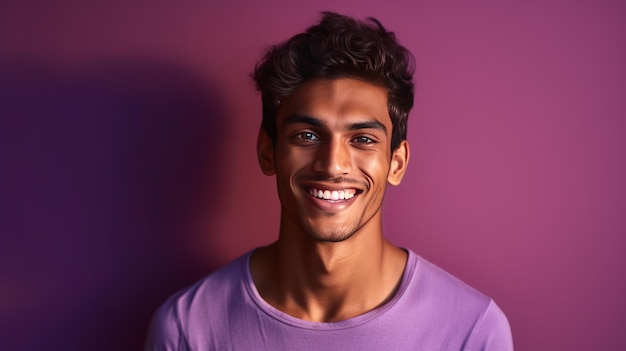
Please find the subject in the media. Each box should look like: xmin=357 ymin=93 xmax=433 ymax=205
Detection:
xmin=283 ymin=114 xmax=323 ymax=127
xmin=348 ymin=120 xmax=387 ymax=135
xmin=283 ymin=114 xmax=388 ymax=135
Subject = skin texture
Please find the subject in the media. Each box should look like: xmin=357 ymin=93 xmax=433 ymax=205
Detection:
xmin=252 ymin=78 xmax=410 ymax=322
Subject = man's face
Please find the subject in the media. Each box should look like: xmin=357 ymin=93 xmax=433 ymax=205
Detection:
xmin=258 ymin=78 xmax=408 ymax=242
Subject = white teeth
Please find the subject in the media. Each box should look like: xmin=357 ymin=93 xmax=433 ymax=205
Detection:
xmin=309 ymin=188 xmax=356 ymax=200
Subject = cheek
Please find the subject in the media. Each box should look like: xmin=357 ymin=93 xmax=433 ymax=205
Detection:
xmin=275 ymin=147 xmax=310 ymax=178
xmin=354 ymin=153 xmax=390 ymax=181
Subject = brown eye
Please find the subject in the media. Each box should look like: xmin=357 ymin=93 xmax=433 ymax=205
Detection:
xmin=352 ymin=136 xmax=375 ymax=144
xmin=297 ymin=132 xmax=320 ymax=141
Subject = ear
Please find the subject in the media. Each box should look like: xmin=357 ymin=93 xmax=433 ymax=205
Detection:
xmin=257 ymin=128 xmax=276 ymax=175
xmin=387 ymin=140 xmax=410 ymax=186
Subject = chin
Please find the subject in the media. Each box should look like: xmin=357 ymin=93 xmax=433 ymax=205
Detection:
xmin=305 ymin=226 xmax=358 ymax=243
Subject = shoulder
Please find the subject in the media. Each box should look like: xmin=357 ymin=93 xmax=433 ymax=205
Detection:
xmin=401 ymin=251 xmax=514 ymax=350
xmin=168 ymin=251 xmax=249 ymax=314
xmin=409 ymin=252 xmax=491 ymax=310
xmin=144 ymin=251 xmax=252 ymax=351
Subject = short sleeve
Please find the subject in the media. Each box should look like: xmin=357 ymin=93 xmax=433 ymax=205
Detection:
xmin=467 ymin=300 xmax=514 ymax=351
xmin=144 ymin=299 xmax=187 ymax=351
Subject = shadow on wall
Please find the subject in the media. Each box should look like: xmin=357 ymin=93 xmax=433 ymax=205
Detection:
xmin=0 ymin=59 xmax=228 ymax=350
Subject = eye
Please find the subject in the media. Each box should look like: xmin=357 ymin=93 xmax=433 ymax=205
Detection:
xmin=296 ymin=132 xmax=320 ymax=141
xmin=352 ymin=136 xmax=376 ymax=145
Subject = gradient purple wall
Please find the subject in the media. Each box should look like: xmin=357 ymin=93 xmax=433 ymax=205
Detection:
xmin=1 ymin=1 xmax=624 ymax=350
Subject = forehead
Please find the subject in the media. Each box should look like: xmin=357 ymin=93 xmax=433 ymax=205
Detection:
xmin=277 ymin=78 xmax=390 ymax=128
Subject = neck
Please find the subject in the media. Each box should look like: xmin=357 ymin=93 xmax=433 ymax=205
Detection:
xmin=250 ymin=216 xmax=407 ymax=322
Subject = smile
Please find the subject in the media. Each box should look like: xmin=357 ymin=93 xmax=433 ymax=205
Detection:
xmin=308 ymin=188 xmax=357 ymax=200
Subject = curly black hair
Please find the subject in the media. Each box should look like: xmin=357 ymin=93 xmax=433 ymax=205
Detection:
xmin=252 ymin=12 xmax=415 ymax=152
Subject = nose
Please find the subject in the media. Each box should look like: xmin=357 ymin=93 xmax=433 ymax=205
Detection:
xmin=312 ymin=138 xmax=352 ymax=176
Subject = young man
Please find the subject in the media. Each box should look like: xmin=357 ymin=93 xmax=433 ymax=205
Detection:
xmin=146 ymin=12 xmax=513 ymax=350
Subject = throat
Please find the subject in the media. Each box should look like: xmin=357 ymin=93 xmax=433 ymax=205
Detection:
xmin=250 ymin=243 xmax=408 ymax=323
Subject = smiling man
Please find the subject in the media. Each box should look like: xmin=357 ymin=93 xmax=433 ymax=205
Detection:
xmin=146 ymin=12 xmax=513 ymax=350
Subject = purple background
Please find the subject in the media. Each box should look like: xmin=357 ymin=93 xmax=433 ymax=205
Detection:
xmin=1 ymin=1 xmax=625 ymax=350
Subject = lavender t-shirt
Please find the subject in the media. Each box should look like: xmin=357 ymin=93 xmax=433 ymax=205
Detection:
xmin=145 ymin=249 xmax=513 ymax=350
